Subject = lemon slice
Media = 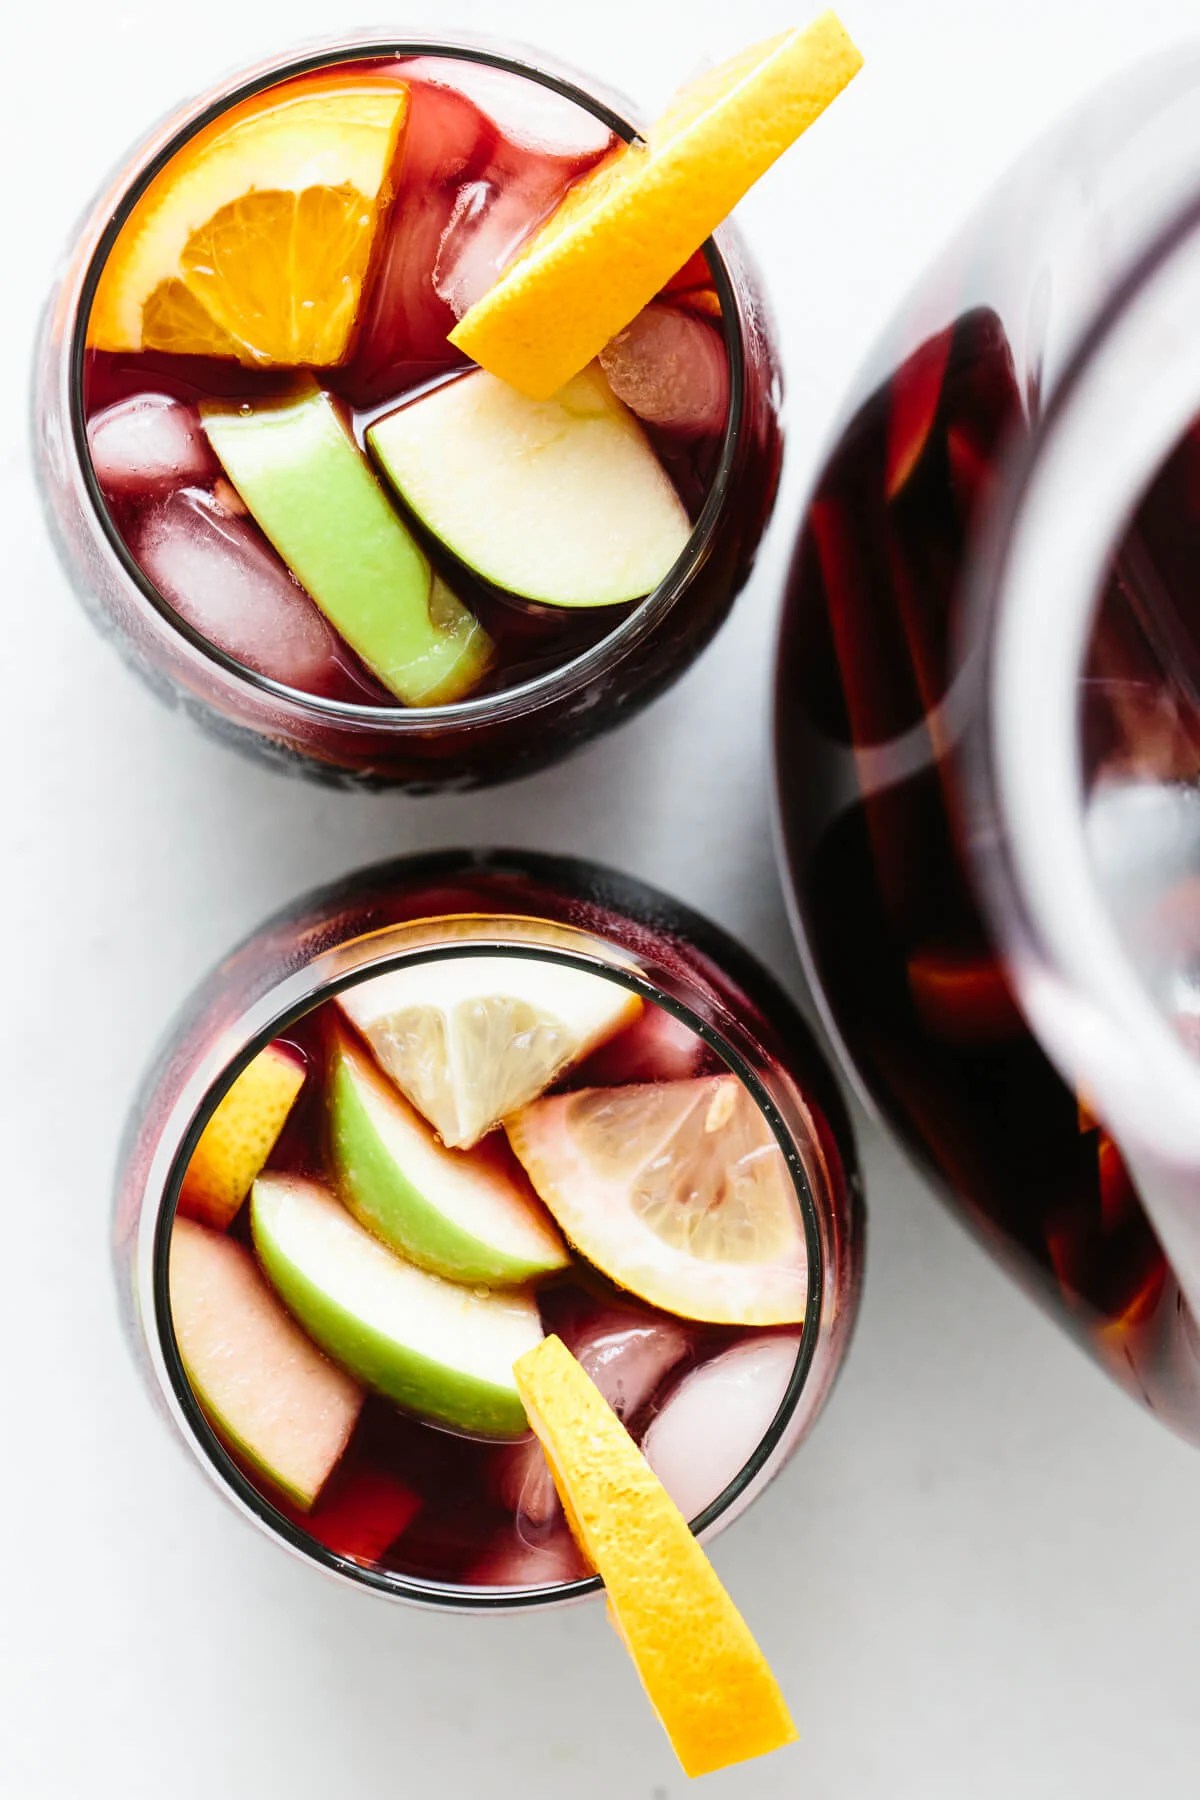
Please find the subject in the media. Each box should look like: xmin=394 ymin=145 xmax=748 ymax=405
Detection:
xmin=89 ymin=73 xmax=409 ymax=362
xmin=450 ymin=15 xmax=863 ymax=397
xmin=336 ymin=958 xmax=642 ymax=1150
xmin=506 ymin=1074 xmax=806 ymax=1324
xmin=513 ymin=1335 xmax=798 ymax=1778
xmin=179 ymin=1043 xmax=305 ymax=1230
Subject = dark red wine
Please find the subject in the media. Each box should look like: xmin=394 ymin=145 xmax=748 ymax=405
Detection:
xmin=777 ymin=303 xmax=1200 ymax=1434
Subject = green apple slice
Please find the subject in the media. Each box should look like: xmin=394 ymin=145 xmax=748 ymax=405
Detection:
xmin=169 ymin=1217 xmax=363 ymax=1509
xmin=366 ymin=364 xmax=692 ymax=607
xmin=251 ymin=1173 xmax=541 ymax=1439
xmin=329 ymin=1035 xmax=569 ymax=1285
xmin=201 ymin=380 xmax=492 ymax=704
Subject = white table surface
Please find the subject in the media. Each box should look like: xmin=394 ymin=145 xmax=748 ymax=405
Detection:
xmin=8 ymin=2 xmax=1200 ymax=1794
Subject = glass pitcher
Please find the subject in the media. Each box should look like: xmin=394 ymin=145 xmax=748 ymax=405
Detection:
xmin=774 ymin=48 xmax=1200 ymax=1440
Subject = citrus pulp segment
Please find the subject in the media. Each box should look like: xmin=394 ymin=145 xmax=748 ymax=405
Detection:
xmin=506 ymin=1074 xmax=807 ymax=1324
xmin=336 ymin=957 xmax=642 ymax=1149
xmin=89 ymin=74 xmax=410 ymax=363
xmin=179 ymin=1042 xmax=305 ymax=1230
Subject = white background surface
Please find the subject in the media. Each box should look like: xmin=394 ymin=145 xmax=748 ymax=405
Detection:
xmin=7 ymin=2 xmax=1200 ymax=1795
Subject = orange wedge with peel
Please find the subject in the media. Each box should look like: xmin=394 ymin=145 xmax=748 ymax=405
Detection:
xmin=89 ymin=73 xmax=409 ymax=364
xmin=450 ymin=14 xmax=863 ymax=398
xmin=179 ymin=1043 xmax=305 ymax=1229
xmin=513 ymin=1334 xmax=797 ymax=1779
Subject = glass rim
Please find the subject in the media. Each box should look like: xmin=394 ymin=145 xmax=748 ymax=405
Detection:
xmin=962 ymin=189 xmax=1200 ymax=1164
xmin=68 ymin=34 xmax=750 ymax=732
xmin=149 ymin=927 xmax=827 ymax=1612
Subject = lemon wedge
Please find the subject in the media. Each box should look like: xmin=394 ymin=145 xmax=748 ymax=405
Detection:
xmin=179 ymin=1043 xmax=305 ymax=1230
xmin=336 ymin=957 xmax=641 ymax=1149
xmin=507 ymin=1074 xmax=807 ymax=1324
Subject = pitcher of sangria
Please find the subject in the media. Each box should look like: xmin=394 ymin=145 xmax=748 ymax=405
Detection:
xmin=775 ymin=49 xmax=1200 ymax=1439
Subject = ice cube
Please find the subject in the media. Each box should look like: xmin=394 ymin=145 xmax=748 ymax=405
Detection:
xmin=400 ymin=56 xmax=614 ymax=161
xmin=400 ymin=65 xmax=495 ymax=188
xmin=137 ymin=488 xmax=346 ymax=693
xmin=353 ymin=65 xmax=611 ymax=386
xmin=564 ymin=1302 xmax=693 ymax=1426
xmin=88 ymin=393 xmax=215 ymax=496
xmin=642 ymin=1334 xmax=801 ymax=1522
xmin=434 ymin=171 xmax=572 ymax=319
xmin=490 ymin=1433 xmax=559 ymax=1530
xmin=600 ymin=304 xmax=729 ymax=437
xmin=349 ymin=78 xmax=492 ymax=381
xmin=472 ymin=1525 xmax=589 ymax=1590
xmin=575 ymin=1001 xmax=708 ymax=1086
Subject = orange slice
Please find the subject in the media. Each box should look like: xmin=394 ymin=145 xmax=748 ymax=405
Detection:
xmin=179 ymin=1044 xmax=305 ymax=1230
xmin=906 ymin=946 xmax=1025 ymax=1045
xmin=513 ymin=1334 xmax=797 ymax=1778
xmin=450 ymin=14 xmax=863 ymax=397
xmin=506 ymin=1075 xmax=807 ymax=1324
xmin=89 ymin=74 xmax=409 ymax=364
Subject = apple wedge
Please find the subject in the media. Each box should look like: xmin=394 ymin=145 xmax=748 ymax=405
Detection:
xmin=366 ymin=364 xmax=691 ymax=607
xmin=201 ymin=380 xmax=492 ymax=704
xmin=169 ymin=1217 xmax=363 ymax=1509
xmin=251 ymin=1173 xmax=542 ymax=1439
xmin=329 ymin=1034 xmax=569 ymax=1284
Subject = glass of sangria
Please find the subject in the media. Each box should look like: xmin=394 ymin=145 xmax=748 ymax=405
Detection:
xmin=117 ymin=848 xmax=861 ymax=1606
xmin=775 ymin=48 xmax=1200 ymax=1441
xmin=34 ymin=33 xmax=783 ymax=789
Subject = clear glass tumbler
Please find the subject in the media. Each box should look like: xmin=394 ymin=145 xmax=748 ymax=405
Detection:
xmin=117 ymin=848 xmax=862 ymax=1608
xmin=33 ymin=33 xmax=782 ymax=791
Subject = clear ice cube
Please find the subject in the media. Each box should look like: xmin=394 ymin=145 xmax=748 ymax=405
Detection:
xmin=600 ymin=304 xmax=730 ymax=437
xmin=576 ymin=1001 xmax=708 ymax=1086
xmin=354 ymin=62 xmax=613 ymax=385
xmin=351 ymin=77 xmax=493 ymax=378
xmin=642 ymin=1334 xmax=801 ymax=1522
xmin=400 ymin=57 xmax=614 ymax=160
xmin=491 ymin=1433 xmax=559 ymax=1531
xmin=472 ymin=1525 xmax=589 ymax=1590
xmin=137 ymin=488 xmax=346 ymax=693
xmin=433 ymin=170 xmax=572 ymax=319
xmin=88 ymin=394 xmax=215 ymax=496
xmin=566 ymin=1303 xmax=693 ymax=1427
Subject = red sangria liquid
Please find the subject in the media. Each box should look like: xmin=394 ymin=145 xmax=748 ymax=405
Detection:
xmin=776 ymin=295 xmax=1200 ymax=1435
xmin=39 ymin=42 xmax=783 ymax=787
xmin=169 ymin=972 xmax=813 ymax=1590
xmin=119 ymin=852 xmax=861 ymax=1602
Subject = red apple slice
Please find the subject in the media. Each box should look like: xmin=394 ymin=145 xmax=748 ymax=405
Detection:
xmin=169 ymin=1217 xmax=363 ymax=1510
xmin=290 ymin=1465 xmax=422 ymax=1565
